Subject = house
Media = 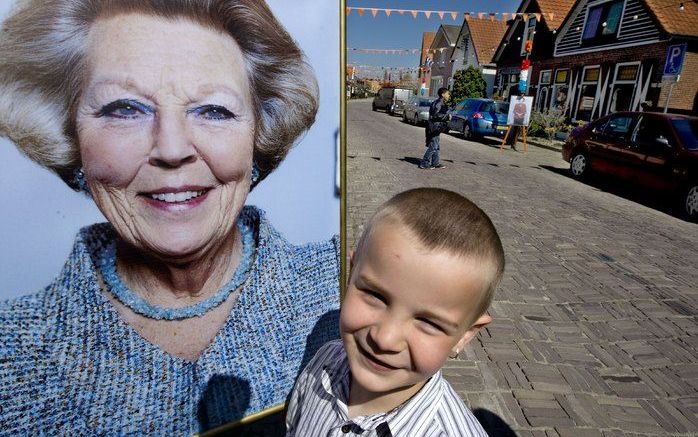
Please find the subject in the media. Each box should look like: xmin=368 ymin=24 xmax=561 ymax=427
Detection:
xmin=492 ymin=0 xmax=577 ymax=101
xmin=418 ymin=32 xmax=435 ymax=96
xmin=427 ymin=24 xmax=461 ymax=95
xmin=493 ymin=0 xmax=697 ymax=120
xmin=450 ymin=16 xmax=509 ymax=97
xmin=536 ymin=0 xmax=698 ymax=118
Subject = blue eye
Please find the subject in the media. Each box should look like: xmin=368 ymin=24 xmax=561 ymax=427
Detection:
xmin=189 ymin=105 xmax=235 ymax=120
xmin=97 ymin=99 xmax=153 ymax=119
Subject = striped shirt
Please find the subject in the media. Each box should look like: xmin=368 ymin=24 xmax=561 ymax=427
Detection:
xmin=286 ymin=340 xmax=488 ymax=437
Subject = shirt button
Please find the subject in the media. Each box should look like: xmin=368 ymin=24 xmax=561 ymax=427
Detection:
xmin=341 ymin=424 xmax=352 ymax=433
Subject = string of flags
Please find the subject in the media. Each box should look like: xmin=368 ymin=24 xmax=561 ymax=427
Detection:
xmin=349 ymin=47 xmax=456 ymax=55
xmin=346 ymin=7 xmax=553 ymax=22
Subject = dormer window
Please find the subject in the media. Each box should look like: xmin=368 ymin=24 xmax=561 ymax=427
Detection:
xmin=582 ymin=0 xmax=624 ymax=44
xmin=520 ymin=16 xmax=537 ymax=55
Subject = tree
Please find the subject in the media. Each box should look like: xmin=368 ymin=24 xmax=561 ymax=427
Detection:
xmin=450 ymin=66 xmax=486 ymax=105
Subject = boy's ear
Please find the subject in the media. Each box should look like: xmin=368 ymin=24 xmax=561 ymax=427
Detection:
xmin=454 ymin=313 xmax=492 ymax=352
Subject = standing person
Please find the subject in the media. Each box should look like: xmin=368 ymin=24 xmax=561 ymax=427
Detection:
xmin=420 ymin=87 xmax=452 ymax=169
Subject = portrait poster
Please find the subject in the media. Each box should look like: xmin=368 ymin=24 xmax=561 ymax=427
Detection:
xmin=507 ymin=95 xmax=534 ymax=127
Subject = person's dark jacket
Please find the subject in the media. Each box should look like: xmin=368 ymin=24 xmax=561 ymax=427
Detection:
xmin=427 ymin=97 xmax=450 ymax=136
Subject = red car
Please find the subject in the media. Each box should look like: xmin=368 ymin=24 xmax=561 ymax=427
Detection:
xmin=562 ymin=111 xmax=698 ymax=221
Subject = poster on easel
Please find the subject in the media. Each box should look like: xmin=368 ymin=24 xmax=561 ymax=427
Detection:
xmin=507 ymin=96 xmax=533 ymax=126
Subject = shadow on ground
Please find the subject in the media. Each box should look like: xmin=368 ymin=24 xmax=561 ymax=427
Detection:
xmin=473 ymin=408 xmax=517 ymax=436
xmin=539 ymin=165 xmax=691 ymax=222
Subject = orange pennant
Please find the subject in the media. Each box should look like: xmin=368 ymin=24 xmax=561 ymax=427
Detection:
xmin=464 ymin=12 xmax=470 ymax=19
xmin=385 ymin=9 xmax=392 ymax=17
xmin=411 ymin=10 xmax=418 ymax=19
xmin=357 ymin=8 xmax=364 ymax=17
xmin=370 ymin=8 xmax=378 ymax=18
xmin=398 ymin=10 xmax=405 ymax=15
xmin=534 ymin=13 xmax=541 ymax=21
xmin=424 ymin=11 xmax=432 ymax=19
xmin=502 ymin=13 xmax=509 ymax=20
xmin=523 ymin=13 xmax=529 ymax=21
xmin=450 ymin=12 xmax=458 ymax=20
xmin=489 ymin=13 xmax=495 ymax=21
xmin=346 ymin=7 xmax=351 ymax=17
xmin=438 ymin=11 xmax=445 ymax=20
xmin=478 ymin=12 xmax=484 ymax=19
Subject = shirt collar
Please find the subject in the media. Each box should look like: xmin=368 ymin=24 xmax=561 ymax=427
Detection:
xmin=319 ymin=356 xmax=444 ymax=437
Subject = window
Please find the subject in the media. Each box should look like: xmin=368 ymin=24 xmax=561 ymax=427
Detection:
xmin=610 ymin=63 xmax=638 ymax=112
xmin=576 ymin=67 xmax=600 ymax=121
xmin=552 ymin=69 xmax=570 ymax=109
xmin=520 ymin=16 xmax=537 ymax=55
xmin=671 ymin=119 xmax=698 ymax=150
xmin=633 ymin=116 xmax=673 ymax=155
xmin=582 ymin=0 xmax=624 ymax=44
xmin=539 ymin=70 xmax=552 ymax=85
xmin=602 ymin=114 xmax=634 ymax=140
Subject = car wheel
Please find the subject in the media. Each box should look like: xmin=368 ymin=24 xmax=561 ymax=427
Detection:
xmin=569 ymin=151 xmax=590 ymax=180
xmin=402 ymin=112 xmax=408 ymax=123
xmin=413 ymin=113 xmax=419 ymax=125
xmin=462 ymin=123 xmax=472 ymax=140
xmin=682 ymin=183 xmax=698 ymax=222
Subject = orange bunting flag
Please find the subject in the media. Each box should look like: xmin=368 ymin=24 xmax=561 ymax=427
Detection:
xmin=450 ymin=12 xmax=458 ymax=20
xmin=489 ymin=13 xmax=495 ymax=21
xmin=464 ymin=12 xmax=470 ymax=19
xmin=385 ymin=9 xmax=392 ymax=17
xmin=502 ymin=13 xmax=509 ymax=20
xmin=438 ymin=11 xmax=445 ymax=20
xmin=346 ymin=7 xmax=351 ymax=17
xmin=398 ymin=10 xmax=405 ymax=15
xmin=478 ymin=12 xmax=484 ymax=19
xmin=523 ymin=13 xmax=529 ymax=21
xmin=357 ymin=8 xmax=364 ymax=17
xmin=534 ymin=13 xmax=542 ymax=21
xmin=424 ymin=11 xmax=432 ymax=19
xmin=370 ymin=8 xmax=378 ymax=18
xmin=410 ymin=10 xmax=418 ymax=19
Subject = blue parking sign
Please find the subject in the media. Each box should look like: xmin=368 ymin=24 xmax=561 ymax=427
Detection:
xmin=664 ymin=44 xmax=687 ymax=76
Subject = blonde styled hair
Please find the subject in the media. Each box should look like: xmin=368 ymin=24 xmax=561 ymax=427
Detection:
xmin=0 ymin=0 xmax=318 ymax=187
xmin=356 ymin=188 xmax=505 ymax=318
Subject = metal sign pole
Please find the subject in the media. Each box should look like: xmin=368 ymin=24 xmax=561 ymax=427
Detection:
xmin=664 ymin=82 xmax=675 ymax=113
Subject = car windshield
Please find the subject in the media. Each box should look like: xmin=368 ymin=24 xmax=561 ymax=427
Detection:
xmin=419 ymin=99 xmax=434 ymax=107
xmin=671 ymin=119 xmax=698 ymax=150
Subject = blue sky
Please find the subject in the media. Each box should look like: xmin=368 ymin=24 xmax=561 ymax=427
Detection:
xmin=348 ymin=0 xmax=522 ymax=74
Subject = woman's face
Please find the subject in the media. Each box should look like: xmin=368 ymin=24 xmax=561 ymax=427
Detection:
xmin=76 ymin=14 xmax=255 ymax=262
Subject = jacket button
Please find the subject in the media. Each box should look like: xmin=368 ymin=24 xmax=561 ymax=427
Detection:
xmin=341 ymin=424 xmax=352 ymax=433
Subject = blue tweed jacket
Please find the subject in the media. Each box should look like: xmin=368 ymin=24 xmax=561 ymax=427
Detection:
xmin=0 ymin=206 xmax=340 ymax=435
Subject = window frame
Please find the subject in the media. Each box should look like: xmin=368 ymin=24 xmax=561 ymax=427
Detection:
xmin=520 ymin=16 xmax=537 ymax=56
xmin=579 ymin=0 xmax=626 ymax=46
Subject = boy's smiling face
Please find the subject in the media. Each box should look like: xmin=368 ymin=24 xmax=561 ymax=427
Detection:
xmin=341 ymin=218 xmax=493 ymax=404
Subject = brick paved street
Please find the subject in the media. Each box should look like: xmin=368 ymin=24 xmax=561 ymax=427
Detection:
xmin=346 ymin=100 xmax=698 ymax=436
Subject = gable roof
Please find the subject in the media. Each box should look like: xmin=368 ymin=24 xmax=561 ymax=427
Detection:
xmin=464 ymin=17 xmax=509 ymax=64
xmin=441 ymin=24 xmax=461 ymax=45
xmin=642 ymin=0 xmax=698 ymax=37
xmin=536 ymin=0 xmax=577 ymax=30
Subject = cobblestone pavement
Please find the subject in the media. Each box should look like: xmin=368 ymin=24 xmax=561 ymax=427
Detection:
xmin=346 ymin=100 xmax=698 ymax=436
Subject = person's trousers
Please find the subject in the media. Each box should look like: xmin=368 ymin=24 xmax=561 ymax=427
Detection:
xmin=421 ymin=133 xmax=440 ymax=168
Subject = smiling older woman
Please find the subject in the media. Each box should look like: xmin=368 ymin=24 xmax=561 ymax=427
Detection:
xmin=0 ymin=0 xmax=339 ymax=434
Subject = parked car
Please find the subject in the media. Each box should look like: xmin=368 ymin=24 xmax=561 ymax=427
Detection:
xmin=447 ymin=98 xmax=509 ymax=140
xmin=372 ymin=87 xmax=413 ymax=115
xmin=402 ymin=96 xmax=437 ymax=125
xmin=562 ymin=111 xmax=698 ymax=221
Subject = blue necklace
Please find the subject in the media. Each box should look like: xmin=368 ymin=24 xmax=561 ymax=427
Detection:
xmin=98 ymin=218 xmax=255 ymax=320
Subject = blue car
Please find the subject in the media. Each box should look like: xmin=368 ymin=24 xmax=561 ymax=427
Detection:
xmin=447 ymin=98 xmax=509 ymax=140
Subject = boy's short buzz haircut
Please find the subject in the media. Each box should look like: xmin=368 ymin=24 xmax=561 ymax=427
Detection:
xmin=355 ymin=188 xmax=505 ymax=319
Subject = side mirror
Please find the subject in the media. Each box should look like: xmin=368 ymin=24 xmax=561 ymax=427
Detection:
xmin=591 ymin=127 xmax=599 ymax=134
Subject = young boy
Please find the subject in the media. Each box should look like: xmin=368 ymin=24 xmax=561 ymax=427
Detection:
xmin=287 ymin=188 xmax=505 ymax=436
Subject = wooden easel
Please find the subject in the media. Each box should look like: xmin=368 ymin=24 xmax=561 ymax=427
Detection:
xmin=500 ymin=125 xmax=528 ymax=154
